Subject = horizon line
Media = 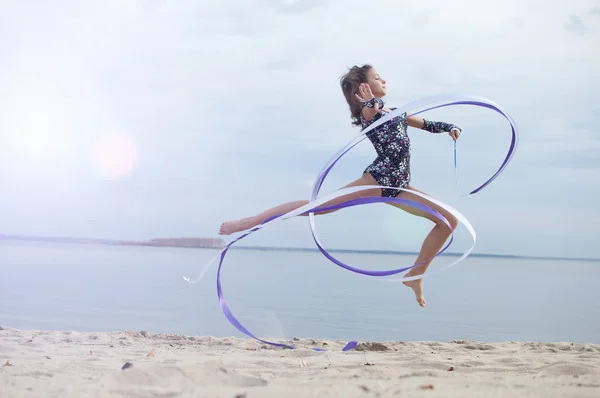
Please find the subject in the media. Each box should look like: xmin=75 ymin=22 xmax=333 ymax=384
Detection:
xmin=229 ymin=245 xmax=600 ymax=262
xmin=1 ymin=233 xmax=598 ymax=262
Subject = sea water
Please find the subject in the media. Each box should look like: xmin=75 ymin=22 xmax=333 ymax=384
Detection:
xmin=1 ymin=240 xmax=598 ymax=343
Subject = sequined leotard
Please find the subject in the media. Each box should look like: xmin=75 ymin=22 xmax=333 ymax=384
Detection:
xmin=360 ymin=103 xmax=460 ymax=198
xmin=361 ymin=108 xmax=411 ymax=197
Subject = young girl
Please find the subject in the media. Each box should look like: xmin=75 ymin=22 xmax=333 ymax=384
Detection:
xmin=219 ymin=64 xmax=462 ymax=307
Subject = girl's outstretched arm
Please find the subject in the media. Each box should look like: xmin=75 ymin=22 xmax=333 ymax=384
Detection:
xmin=406 ymin=114 xmax=462 ymax=141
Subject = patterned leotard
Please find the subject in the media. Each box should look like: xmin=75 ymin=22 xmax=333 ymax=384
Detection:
xmin=361 ymin=108 xmax=411 ymax=198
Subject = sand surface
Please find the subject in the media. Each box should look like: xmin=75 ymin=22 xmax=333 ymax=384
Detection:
xmin=1 ymin=326 xmax=599 ymax=397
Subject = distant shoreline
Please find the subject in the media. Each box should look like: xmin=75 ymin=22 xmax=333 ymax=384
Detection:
xmin=229 ymin=245 xmax=599 ymax=263
xmin=1 ymin=233 xmax=598 ymax=262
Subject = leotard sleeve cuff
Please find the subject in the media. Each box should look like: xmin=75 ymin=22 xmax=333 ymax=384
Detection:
xmin=361 ymin=97 xmax=384 ymax=109
xmin=421 ymin=119 xmax=461 ymax=134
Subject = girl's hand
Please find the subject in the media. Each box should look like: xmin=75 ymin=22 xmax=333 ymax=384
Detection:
xmin=449 ymin=128 xmax=461 ymax=141
xmin=355 ymin=83 xmax=375 ymax=103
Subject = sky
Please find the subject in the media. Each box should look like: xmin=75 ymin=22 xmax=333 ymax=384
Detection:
xmin=0 ymin=0 xmax=598 ymax=259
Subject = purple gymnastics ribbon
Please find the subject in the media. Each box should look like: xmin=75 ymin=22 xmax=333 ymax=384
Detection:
xmin=211 ymin=194 xmax=455 ymax=351
xmin=184 ymin=93 xmax=519 ymax=351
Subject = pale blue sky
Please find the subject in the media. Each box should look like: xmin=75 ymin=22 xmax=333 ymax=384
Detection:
xmin=0 ymin=0 xmax=598 ymax=258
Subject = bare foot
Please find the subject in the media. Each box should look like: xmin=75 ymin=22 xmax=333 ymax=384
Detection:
xmin=403 ymin=275 xmax=426 ymax=307
xmin=218 ymin=218 xmax=255 ymax=235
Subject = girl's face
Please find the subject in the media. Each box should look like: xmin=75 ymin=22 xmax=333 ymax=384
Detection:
xmin=367 ymin=68 xmax=387 ymax=98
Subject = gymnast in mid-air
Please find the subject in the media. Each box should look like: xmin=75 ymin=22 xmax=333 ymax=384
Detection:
xmin=219 ymin=64 xmax=462 ymax=307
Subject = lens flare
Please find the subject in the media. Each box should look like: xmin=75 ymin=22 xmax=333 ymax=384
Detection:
xmin=91 ymin=133 xmax=139 ymax=179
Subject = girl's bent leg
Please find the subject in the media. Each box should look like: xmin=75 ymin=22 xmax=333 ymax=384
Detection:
xmin=390 ymin=185 xmax=459 ymax=307
xmin=218 ymin=173 xmax=382 ymax=235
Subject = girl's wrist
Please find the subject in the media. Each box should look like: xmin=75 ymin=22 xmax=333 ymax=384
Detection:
xmin=361 ymin=97 xmax=384 ymax=109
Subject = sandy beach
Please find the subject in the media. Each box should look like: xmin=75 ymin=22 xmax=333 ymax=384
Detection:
xmin=1 ymin=326 xmax=599 ymax=397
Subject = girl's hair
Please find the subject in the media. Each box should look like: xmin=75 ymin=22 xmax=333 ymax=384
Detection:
xmin=340 ymin=64 xmax=373 ymax=126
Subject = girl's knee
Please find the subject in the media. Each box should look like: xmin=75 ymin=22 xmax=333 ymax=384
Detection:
xmin=448 ymin=214 xmax=459 ymax=231
xmin=436 ymin=213 xmax=458 ymax=231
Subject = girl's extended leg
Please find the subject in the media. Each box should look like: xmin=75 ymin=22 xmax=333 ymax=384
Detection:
xmin=218 ymin=173 xmax=382 ymax=235
xmin=390 ymin=185 xmax=459 ymax=307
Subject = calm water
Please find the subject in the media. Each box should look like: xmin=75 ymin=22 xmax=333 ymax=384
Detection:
xmin=1 ymin=241 xmax=599 ymax=344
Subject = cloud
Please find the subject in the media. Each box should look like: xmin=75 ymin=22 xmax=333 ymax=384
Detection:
xmin=565 ymin=14 xmax=589 ymax=34
xmin=0 ymin=0 xmax=599 ymax=258
xmin=264 ymin=0 xmax=328 ymax=14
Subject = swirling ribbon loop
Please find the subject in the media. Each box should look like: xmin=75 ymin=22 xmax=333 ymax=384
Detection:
xmin=184 ymin=93 xmax=519 ymax=352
